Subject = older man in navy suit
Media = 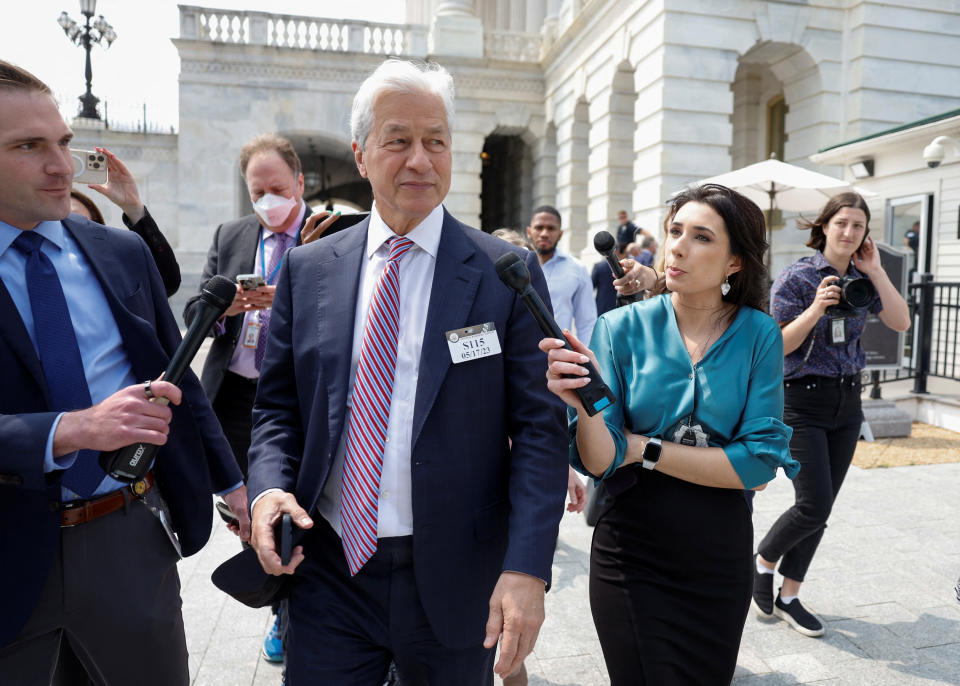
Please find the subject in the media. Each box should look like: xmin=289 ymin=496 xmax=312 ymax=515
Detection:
xmin=247 ymin=59 xmax=568 ymax=684
xmin=0 ymin=61 xmax=248 ymax=685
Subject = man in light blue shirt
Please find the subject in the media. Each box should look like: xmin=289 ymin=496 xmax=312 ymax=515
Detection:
xmin=526 ymin=205 xmax=597 ymax=344
xmin=0 ymin=60 xmax=246 ymax=685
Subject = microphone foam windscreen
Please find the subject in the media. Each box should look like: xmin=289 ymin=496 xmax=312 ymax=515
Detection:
xmin=593 ymin=230 xmax=616 ymax=253
xmin=202 ymin=274 xmax=239 ymax=310
xmin=494 ymin=252 xmax=530 ymax=292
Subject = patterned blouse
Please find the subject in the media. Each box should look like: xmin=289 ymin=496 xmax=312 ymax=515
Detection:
xmin=771 ymin=251 xmax=882 ymax=379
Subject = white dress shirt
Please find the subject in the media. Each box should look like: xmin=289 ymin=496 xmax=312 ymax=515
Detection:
xmin=227 ymin=201 xmax=305 ymax=379
xmin=316 ymin=203 xmax=443 ymax=538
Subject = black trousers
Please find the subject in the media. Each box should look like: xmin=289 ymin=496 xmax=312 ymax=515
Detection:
xmin=0 ymin=497 xmax=187 ymax=686
xmin=286 ymin=518 xmax=494 ymax=686
xmin=590 ymin=467 xmax=753 ymax=685
xmin=211 ymin=370 xmax=258 ymax=476
xmin=757 ymin=376 xmax=863 ymax=582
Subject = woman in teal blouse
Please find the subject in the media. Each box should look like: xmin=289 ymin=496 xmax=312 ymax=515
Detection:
xmin=541 ymin=184 xmax=799 ymax=685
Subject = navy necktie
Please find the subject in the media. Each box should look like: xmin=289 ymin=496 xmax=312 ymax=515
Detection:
xmin=13 ymin=231 xmax=105 ymax=496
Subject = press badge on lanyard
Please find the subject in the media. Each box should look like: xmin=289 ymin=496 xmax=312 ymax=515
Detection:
xmin=829 ymin=316 xmax=848 ymax=347
xmin=673 ymin=422 xmax=709 ymax=447
xmin=241 ymin=227 xmax=296 ymax=349
xmin=446 ymin=323 xmax=501 ymax=364
xmin=241 ymin=321 xmax=261 ymax=349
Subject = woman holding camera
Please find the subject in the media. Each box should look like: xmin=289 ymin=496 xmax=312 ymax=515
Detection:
xmin=753 ymin=192 xmax=910 ymax=637
xmin=540 ymin=184 xmax=798 ymax=684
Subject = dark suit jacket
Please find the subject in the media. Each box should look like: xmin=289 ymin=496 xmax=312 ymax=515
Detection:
xmin=184 ymin=208 xmax=311 ymax=402
xmin=246 ymin=210 xmax=568 ymax=649
xmin=0 ymin=216 xmax=242 ymax=649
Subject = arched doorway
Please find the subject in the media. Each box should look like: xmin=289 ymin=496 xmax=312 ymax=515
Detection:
xmin=285 ymin=132 xmax=371 ymax=214
xmin=480 ymin=129 xmax=533 ymax=232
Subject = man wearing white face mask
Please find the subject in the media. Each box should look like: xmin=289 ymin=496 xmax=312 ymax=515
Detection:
xmin=184 ymin=133 xmax=312 ymax=664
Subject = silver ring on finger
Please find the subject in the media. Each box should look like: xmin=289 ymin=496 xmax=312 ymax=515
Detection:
xmin=144 ymin=379 xmax=155 ymax=400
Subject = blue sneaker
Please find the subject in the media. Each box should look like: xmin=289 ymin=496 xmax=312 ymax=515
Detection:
xmin=262 ymin=614 xmax=284 ymax=663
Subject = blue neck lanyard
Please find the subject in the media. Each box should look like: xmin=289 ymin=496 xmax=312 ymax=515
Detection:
xmin=259 ymin=225 xmax=301 ymax=284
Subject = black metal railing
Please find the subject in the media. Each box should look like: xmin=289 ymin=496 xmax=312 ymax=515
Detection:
xmin=869 ymin=276 xmax=960 ymax=396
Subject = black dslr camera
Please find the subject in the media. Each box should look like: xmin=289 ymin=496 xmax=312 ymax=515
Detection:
xmin=828 ymin=275 xmax=876 ymax=313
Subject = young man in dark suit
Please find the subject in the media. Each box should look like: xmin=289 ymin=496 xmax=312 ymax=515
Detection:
xmin=246 ymin=58 xmax=569 ymax=684
xmin=0 ymin=60 xmax=247 ymax=685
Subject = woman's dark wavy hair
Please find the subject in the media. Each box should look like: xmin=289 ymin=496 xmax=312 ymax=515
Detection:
xmin=70 ymin=189 xmax=104 ymax=224
xmin=801 ymin=192 xmax=870 ymax=252
xmin=653 ymin=183 xmax=769 ymax=315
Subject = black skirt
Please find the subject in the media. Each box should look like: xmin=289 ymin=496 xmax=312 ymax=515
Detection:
xmin=590 ymin=465 xmax=753 ymax=685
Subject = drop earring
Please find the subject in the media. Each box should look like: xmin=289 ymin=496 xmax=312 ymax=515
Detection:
xmin=721 ymin=278 xmax=731 ymax=296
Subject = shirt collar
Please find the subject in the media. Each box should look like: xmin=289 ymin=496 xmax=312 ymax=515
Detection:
xmin=542 ymin=250 xmax=569 ymax=266
xmin=0 ymin=219 xmax=66 ymax=257
xmin=366 ymin=202 xmax=443 ymax=259
xmin=811 ymin=249 xmax=862 ymax=277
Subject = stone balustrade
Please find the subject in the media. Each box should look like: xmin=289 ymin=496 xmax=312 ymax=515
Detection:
xmin=179 ymin=6 xmax=542 ymax=63
xmin=178 ymin=5 xmax=429 ymax=56
xmin=483 ymin=30 xmax=542 ymax=63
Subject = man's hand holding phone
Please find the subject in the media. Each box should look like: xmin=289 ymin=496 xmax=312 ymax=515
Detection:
xmin=223 ymin=275 xmax=276 ymax=318
xmin=251 ymin=490 xmax=313 ymax=576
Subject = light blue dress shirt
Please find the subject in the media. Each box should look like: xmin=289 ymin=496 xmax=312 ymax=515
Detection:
xmin=0 ymin=219 xmax=139 ymax=499
xmin=570 ymin=294 xmax=798 ymax=489
xmin=541 ymin=251 xmax=597 ymax=344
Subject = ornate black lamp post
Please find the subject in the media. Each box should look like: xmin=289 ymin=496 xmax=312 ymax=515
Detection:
xmin=58 ymin=0 xmax=117 ymax=120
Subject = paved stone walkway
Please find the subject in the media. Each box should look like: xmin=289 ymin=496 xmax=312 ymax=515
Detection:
xmin=181 ymin=462 xmax=960 ymax=685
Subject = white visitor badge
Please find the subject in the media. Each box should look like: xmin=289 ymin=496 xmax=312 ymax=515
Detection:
xmin=446 ymin=322 xmax=501 ymax=364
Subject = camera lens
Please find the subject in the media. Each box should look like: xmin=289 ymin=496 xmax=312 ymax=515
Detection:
xmin=840 ymin=277 xmax=875 ymax=309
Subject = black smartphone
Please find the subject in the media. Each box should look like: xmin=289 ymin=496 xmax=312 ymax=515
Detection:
xmin=319 ymin=212 xmax=369 ymax=238
xmin=215 ymin=499 xmax=239 ymax=525
xmin=274 ymin=513 xmax=292 ymax=566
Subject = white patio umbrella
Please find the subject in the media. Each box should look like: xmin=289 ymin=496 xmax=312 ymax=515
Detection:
xmin=697 ymin=155 xmax=858 ymax=213
xmin=694 ymin=154 xmax=871 ymax=267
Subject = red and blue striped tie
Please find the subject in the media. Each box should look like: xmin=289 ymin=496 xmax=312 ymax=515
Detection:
xmin=340 ymin=235 xmax=414 ymax=575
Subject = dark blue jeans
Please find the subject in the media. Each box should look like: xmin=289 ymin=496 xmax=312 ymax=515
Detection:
xmin=757 ymin=376 xmax=863 ymax=582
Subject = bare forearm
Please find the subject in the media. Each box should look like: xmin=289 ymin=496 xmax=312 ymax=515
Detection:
xmin=625 ymin=434 xmax=744 ymax=488
xmin=869 ymin=270 xmax=911 ymax=331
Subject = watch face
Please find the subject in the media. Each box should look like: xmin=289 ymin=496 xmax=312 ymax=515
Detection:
xmin=644 ymin=440 xmax=662 ymax=463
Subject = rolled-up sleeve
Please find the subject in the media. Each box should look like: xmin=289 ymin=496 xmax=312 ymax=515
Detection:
xmin=568 ymin=315 xmax=627 ymax=480
xmin=722 ymin=323 xmax=798 ymax=488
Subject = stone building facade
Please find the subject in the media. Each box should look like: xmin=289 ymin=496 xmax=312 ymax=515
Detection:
xmin=70 ymin=1 xmax=960 ymax=277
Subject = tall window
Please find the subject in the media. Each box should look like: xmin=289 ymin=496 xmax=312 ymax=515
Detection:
xmin=766 ymin=95 xmax=787 ymax=229
xmin=766 ymin=95 xmax=787 ymax=161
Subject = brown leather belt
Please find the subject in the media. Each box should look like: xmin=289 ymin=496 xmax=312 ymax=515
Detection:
xmin=60 ymin=471 xmax=155 ymax=528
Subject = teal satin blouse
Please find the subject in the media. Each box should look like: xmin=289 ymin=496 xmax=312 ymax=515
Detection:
xmin=570 ymin=294 xmax=799 ymax=489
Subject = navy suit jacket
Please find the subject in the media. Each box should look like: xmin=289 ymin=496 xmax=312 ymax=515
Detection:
xmin=0 ymin=216 xmax=242 ymax=648
xmin=247 ymin=210 xmax=568 ymax=648
xmin=185 ymin=209 xmax=312 ymax=402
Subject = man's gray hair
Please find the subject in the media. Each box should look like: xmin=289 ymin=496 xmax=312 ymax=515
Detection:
xmin=351 ymin=59 xmax=455 ymax=151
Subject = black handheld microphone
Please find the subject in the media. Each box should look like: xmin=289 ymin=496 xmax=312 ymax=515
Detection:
xmin=99 ymin=275 xmax=237 ymax=482
xmin=593 ymin=230 xmax=639 ymax=306
xmin=495 ymin=252 xmax=616 ymax=417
